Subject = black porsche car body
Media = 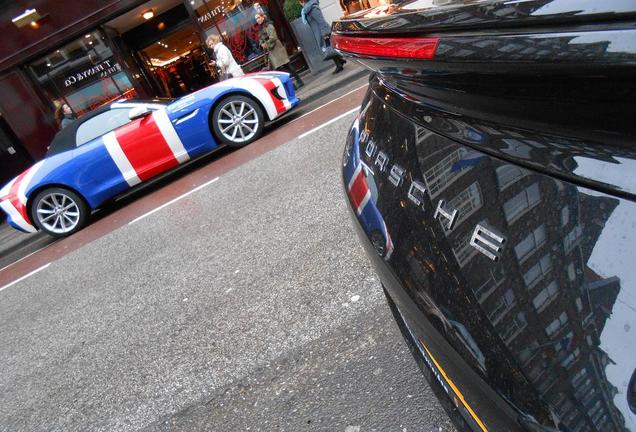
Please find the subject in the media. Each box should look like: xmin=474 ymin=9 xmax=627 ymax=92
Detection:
xmin=335 ymin=1 xmax=636 ymax=431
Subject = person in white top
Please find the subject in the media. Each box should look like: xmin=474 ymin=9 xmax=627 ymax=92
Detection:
xmin=206 ymin=34 xmax=244 ymax=80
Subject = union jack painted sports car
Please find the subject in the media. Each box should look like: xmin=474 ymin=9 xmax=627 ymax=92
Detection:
xmin=0 ymin=72 xmax=298 ymax=237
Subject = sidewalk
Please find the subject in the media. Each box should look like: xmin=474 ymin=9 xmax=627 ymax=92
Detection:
xmin=0 ymin=222 xmax=47 ymax=269
xmin=295 ymin=60 xmax=368 ymax=105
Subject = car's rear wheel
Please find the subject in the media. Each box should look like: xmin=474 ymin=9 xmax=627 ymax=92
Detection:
xmin=31 ymin=188 xmax=89 ymax=237
xmin=212 ymin=95 xmax=264 ymax=147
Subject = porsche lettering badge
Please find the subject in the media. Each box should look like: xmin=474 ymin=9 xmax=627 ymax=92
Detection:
xmin=362 ymin=140 xmax=505 ymax=261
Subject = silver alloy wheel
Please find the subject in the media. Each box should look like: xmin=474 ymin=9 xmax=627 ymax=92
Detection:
xmin=35 ymin=192 xmax=81 ymax=234
xmin=217 ymin=100 xmax=259 ymax=143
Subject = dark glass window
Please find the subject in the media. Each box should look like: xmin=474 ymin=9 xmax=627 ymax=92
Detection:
xmin=187 ymin=0 xmax=297 ymax=68
xmin=29 ymin=30 xmax=137 ymax=119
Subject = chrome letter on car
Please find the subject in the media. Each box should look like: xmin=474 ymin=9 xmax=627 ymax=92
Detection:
xmin=375 ymin=151 xmax=389 ymax=172
xmin=389 ymin=164 xmax=405 ymax=187
xmin=407 ymin=181 xmax=427 ymax=208
xmin=365 ymin=141 xmax=377 ymax=158
xmin=470 ymin=224 xmax=506 ymax=261
xmin=434 ymin=200 xmax=458 ymax=231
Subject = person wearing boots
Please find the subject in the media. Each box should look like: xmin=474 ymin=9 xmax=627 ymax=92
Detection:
xmin=299 ymin=0 xmax=346 ymax=74
xmin=255 ymin=12 xmax=304 ymax=89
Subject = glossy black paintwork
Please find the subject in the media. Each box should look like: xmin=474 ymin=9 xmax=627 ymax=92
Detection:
xmin=344 ymin=83 xmax=635 ymax=431
xmin=334 ymin=29 xmax=636 ymax=198
xmin=337 ymin=1 xmax=636 ymax=430
xmin=333 ymin=0 xmax=636 ymax=34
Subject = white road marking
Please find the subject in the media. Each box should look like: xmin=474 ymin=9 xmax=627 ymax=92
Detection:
xmin=298 ymin=107 xmax=360 ymax=140
xmin=0 ymin=263 xmax=51 ymax=293
xmin=128 ymin=177 xmax=220 ymax=225
xmin=289 ymin=83 xmax=367 ymax=126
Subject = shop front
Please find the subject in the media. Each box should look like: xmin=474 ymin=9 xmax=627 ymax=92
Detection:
xmin=28 ymin=30 xmax=138 ymax=117
xmin=0 ymin=0 xmax=304 ymax=187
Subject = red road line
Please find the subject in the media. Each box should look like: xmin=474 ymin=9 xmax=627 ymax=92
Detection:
xmin=0 ymin=85 xmax=368 ymax=289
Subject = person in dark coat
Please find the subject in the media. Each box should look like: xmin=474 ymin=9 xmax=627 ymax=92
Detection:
xmin=255 ymin=12 xmax=304 ymax=88
xmin=55 ymin=103 xmax=76 ymax=129
xmin=299 ymin=0 xmax=346 ymax=74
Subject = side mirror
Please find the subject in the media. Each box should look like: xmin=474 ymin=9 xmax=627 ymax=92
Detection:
xmin=128 ymin=106 xmax=152 ymax=120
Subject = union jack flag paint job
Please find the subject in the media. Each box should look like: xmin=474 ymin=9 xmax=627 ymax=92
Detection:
xmin=343 ymin=117 xmax=394 ymax=260
xmin=0 ymin=72 xmax=298 ymax=233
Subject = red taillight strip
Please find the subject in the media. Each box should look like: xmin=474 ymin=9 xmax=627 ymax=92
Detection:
xmin=331 ymin=34 xmax=439 ymax=59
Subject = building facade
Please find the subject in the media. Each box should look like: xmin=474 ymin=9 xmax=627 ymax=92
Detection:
xmin=0 ymin=0 xmax=304 ymax=186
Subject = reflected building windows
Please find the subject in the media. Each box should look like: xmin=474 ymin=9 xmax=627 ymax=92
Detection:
xmin=561 ymin=206 xmax=570 ymax=227
xmin=423 ymin=148 xmax=470 ymax=198
xmin=586 ymin=397 xmax=602 ymax=413
xmin=567 ymin=263 xmax=577 ymax=281
xmin=575 ymin=297 xmax=583 ymax=312
xmin=517 ymin=340 xmax=540 ymax=366
xmin=545 ymin=311 xmax=569 ymax=338
xmin=487 ymin=288 xmax=515 ymax=324
xmin=537 ymin=373 xmax=558 ymax=395
xmin=528 ymin=360 xmax=547 ymax=383
xmin=472 ymin=266 xmax=505 ymax=301
xmin=452 ymin=229 xmax=479 ymax=267
xmin=563 ymin=224 xmax=583 ymax=253
xmin=496 ymin=164 xmax=528 ymax=191
xmin=415 ymin=125 xmax=433 ymax=144
xmin=523 ymin=253 xmax=552 ymax=288
xmin=514 ymin=224 xmax=546 ymax=262
xmin=532 ymin=280 xmax=559 ymax=313
xmin=559 ymin=347 xmax=580 ymax=369
xmin=447 ymin=182 xmax=482 ymax=227
xmin=500 ymin=311 xmax=527 ymax=344
xmin=574 ymin=377 xmax=593 ymax=400
xmin=503 ymin=182 xmax=541 ymax=223
xmin=571 ymin=367 xmax=589 ymax=388
xmin=555 ymin=397 xmax=579 ymax=425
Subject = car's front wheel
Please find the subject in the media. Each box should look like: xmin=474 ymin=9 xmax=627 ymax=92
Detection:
xmin=31 ymin=188 xmax=89 ymax=237
xmin=212 ymin=95 xmax=264 ymax=147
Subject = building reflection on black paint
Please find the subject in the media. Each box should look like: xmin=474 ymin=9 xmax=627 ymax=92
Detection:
xmin=410 ymin=126 xmax=625 ymax=431
xmin=356 ymin=96 xmax=630 ymax=431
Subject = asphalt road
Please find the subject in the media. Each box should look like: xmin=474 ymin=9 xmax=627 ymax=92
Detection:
xmin=0 ymin=102 xmax=455 ymax=431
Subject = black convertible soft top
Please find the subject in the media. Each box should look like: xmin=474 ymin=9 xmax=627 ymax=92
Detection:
xmin=47 ymin=105 xmax=112 ymax=157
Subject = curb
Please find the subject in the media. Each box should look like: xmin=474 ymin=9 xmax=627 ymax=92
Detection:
xmin=296 ymin=68 xmax=370 ymax=107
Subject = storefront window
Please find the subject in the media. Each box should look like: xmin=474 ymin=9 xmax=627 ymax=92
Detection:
xmin=188 ymin=0 xmax=297 ymax=68
xmin=29 ymin=30 xmax=137 ymax=118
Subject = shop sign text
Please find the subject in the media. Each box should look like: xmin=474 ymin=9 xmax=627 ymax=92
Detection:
xmin=64 ymin=58 xmax=121 ymax=88
xmin=197 ymin=5 xmax=225 ymax=24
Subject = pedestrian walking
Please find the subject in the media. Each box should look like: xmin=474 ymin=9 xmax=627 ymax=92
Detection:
xmin=255 ymin=12 xmax=304 ymax=89
xmin=55 ymin=103 xmax=76 ymax=128
xmin=206 ymin=34 xmax=244 ymax=80
xmin=299 ymin=0 xmax=346 ymax=74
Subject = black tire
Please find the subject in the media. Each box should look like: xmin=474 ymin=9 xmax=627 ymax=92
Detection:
xmin=211 ymin=95 xmax=264 ymax=147
xmin=30 ymin=187 xmax=89 ymax=238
